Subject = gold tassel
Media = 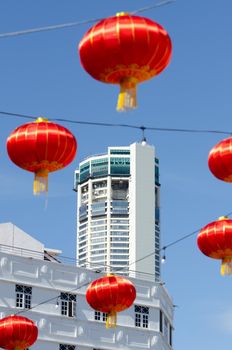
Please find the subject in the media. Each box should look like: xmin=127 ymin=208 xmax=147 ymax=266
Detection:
xmin=33 ymin=170 xmax=48 ymax=195
xmin=117 ymin=79 xmax=137 ymax=112
xmin=106 ymin=310 xmax=117 ymax=328
xmin=221 ymin=257 xmax=232 ymax=275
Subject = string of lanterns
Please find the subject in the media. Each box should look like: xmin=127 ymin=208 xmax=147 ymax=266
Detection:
xmin=197 ymin=138 xmax=232 ymax=275
xmin=1 ymin=10 xmax=232 ymax=348
xmin=4 ymin=12 xmax=172 ymax=196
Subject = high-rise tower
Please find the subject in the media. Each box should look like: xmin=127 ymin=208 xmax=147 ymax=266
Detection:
xmin=74 ymin=142 xmax=161 ymax=280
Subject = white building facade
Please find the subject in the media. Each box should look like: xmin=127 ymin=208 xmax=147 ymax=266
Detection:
xmin=0 ymin=223 xmax=173 ymax=350
xmin=74 ymin=142 xmax=161 ymax=280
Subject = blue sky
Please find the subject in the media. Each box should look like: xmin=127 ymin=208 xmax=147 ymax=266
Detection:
xmin=1 ymin=1 xmax=232 ymax=349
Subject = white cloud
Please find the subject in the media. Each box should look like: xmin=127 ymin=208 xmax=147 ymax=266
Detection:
xmin=215 ymin=307 xmax=232 ymax=333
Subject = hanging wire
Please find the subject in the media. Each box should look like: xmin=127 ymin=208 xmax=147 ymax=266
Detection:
xmin=116 ymin=209 xmax=232 ymax=273
xmin=0 ymin=0 xmax=174 ymax=39
xmin=0 ymin=18 xmax=103 ymax=39
xmin=132 ymin=0 xmax=175 ymax=14
xmin=9 ymin=209 xmax=232 ymax=316
xmin=0 ymin=110 xmax=231 ymax=136
xmin=14 ymin=280 xmax=91 ymax=315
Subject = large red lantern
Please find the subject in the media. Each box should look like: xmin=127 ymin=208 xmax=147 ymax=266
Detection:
xmin=0 ymin=315 xmax=38 ymax=350
xmin=86 ymin=275 xmax=136 ymax=328
xmin=79 ymin=13 xmax=172 ymax=111
xmin=197 ymin=216 xmax=232 ymax=275
xmin=7 ymin=117 xmax=77 ymax=194
xmin=208 ymin=137 xmax=232 ymax=182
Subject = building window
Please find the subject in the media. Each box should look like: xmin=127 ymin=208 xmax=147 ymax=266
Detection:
xmin=110 ymin=261 xmax=129 ymax=265
xmin=111 ymin=201 xmax=129 ymax=215
xmin=164 ymin=315 xmax=169 ymax=339
xmin=110 ymin=157 xmax=130 ymax=175
xmin=111 ymin=249 xmax=129 ymax=253
xmin=110 ymin=149 xmax=130 ymax=155
xmin=134 ymin=305 xmax=149 ymax=328
xmin=110 ymin=231 xmax=129 ymax=237
xmin=59 ymin=344 xmax=75 ymax=350
xmin=15 ymin=285 xmax=32 ymax=309
xmin=94 ymin=311 xmax=107 ymax=322
xmin=60 ymin=293 xmax=76 ymax=317
xmin=111 ymin=243 xmax=129 ymax=248
xmin=159 ymin=310 xmax=163 ymax=332
xmin=169 ymin=324 xmax=173 ymax=347
xmin=110 ymin=255 xmax=129 ymax=260
xmin=160 ymin=309 xmax=173 ymax=347
xmin=135 ymin=312 xmax=141 ymax=327
xmin=91 ymin=202 xmax=107 ymax=217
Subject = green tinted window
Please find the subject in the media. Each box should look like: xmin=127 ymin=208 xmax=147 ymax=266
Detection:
xmin=80 ymin=162 xmax=90 ymax=183
xmin=91 ymin=158 xmax=108 ymax=178
xmin=155 ymin=165 xmax=159 ymax=185
xmin=110 ymin=149 xmax=130 ymax=155
xmin=110 ymin=157 xmax=130 ymax=175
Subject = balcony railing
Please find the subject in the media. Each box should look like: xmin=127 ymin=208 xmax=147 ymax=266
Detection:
xmin=0 ymin=243 xmax=161 ymax=282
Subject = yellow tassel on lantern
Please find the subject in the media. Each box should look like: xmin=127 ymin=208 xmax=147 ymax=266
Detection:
xmin=33 ymin=170 xmax=49 ymax=195
xmin=221 ymin=257 xmax=232 ymax=275
xmin=106 ymin=310 xmax=117 ymax=328
xmin=117 ymin=78 xmax=137 ymax=112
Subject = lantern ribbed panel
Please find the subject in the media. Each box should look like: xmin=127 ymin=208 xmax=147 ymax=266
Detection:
xmin=79 ymin=14 xmax=172 ymax=84
xmin=6 ymin=119 xmax=77 ymax=194
xmin=7 ymin=121 xmax=77 ymax=173
xmin=0 ymin=315 xmax=38 ymax=350
xmin=86 ymin=275 xmax=136 ymax=313
xmin=197 ymin=218 xmax=232 ymax=259
xmin=208 ymin=137 xmax=232 ymax=182
xmin=79 ymin=14 xmax=171 ymax=111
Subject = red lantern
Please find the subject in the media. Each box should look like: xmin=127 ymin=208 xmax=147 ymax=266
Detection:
xmin=7 ymin=117 xmax=77 ymax=194
xmin=197 ymin=216 xmax=232 ymax=275
xmin=79 ymin=12 xmax=172 ymax=111
xmin=0 ymin=315 xmax=38 ymax=350
xmin=86 ymin=275 xmax=136 ymax=328
xmin=208 ymin=137 xmax=232 ymax=182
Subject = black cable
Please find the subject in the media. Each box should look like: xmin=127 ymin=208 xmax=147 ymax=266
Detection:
xmin=118 ymin=210 xmax=232 ymax=272
xmin=146 ymin=126 xmax=231 ymax=135
xmin=10 ymin=210 xmax=232 ymax=315
xmin=60 ymin=256 xmax=159 ymax=278
xmin=162 ymin=210 xmax=232 ymax=251
xmin=0 ymin=111 xmax=36 ymax=120
xmin=0 ymin=110 xmax=231 ymax=135
xmin=132 ymin=0 xmax=175 ymax=14
xmin=14 ymin=280 xmax=91 ymax=315
xmin=0 ymin=18 xmax=103 ymax=39
xmin=0 ymin=0 xmax=174 ymax=39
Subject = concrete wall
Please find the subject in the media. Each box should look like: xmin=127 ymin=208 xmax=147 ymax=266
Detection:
xmin=0 ymin=251 xmax=173 ymax=350
xmin=129 ymin=143 xmax=155 ymax=277
xmin=0 ymin=223 xmax=44 ymax=259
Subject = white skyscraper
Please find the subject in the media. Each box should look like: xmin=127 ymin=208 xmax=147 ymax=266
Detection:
xmin=74 ymin=142 xmax=161 ymax=280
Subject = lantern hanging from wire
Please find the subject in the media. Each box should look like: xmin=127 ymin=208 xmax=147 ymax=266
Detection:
xmin=86 ymin=274 xmax=136 ymax=328
xmin=208 ymin=137 xmax=232 ymax=182
xmin=0 ymin=315 xmax=38 ymax=350
xmin=197 ymin=216 xmax=232 ymax=275
xmin=7 ymin=117 xmax=77 ymax=195
xmin=79 ymin=12 xmax=172 ymax=112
